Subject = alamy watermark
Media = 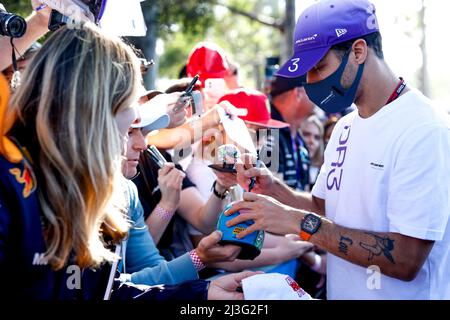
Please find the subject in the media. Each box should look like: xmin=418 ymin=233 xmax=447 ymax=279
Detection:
xmin=366 ymin=265 xmax=381 ymax=290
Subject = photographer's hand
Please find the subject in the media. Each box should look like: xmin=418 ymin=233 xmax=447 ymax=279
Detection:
xmin=0 ymin=1 xmax=51 ymax=71
xmin=31 ymin=0 xmax=51 ymax=27
xmin=195 ymin=231 xmax=241 ymax=265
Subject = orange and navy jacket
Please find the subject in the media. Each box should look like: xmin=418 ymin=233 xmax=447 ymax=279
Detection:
xmin=0 ymin=148 xmax=208 ymax=300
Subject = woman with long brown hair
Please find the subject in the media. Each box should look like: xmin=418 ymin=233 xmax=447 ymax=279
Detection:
xmin=0 ymin=23 xmax=254 ymax=300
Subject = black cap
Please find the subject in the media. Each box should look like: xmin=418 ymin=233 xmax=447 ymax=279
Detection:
xmin=269 ymin=74 xmax=307 ymax=98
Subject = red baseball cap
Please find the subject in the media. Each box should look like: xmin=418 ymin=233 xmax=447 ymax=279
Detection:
xmin=186 ymin=42 xmax=230 ymax=87
xmin=218 ymin=89 xmax=290 ymax=129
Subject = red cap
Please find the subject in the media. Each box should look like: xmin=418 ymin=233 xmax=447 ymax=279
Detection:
xmin=218 ymin=89 xmax=290 ymax=129
xmin=187 ymin=42 xmax=230 ymax=87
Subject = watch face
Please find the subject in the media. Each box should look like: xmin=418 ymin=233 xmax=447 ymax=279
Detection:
xmin=302 ymin=214 xmax=321 ymax=233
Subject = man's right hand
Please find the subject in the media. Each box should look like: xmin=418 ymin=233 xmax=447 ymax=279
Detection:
xmin=235 ymin=153 xmax=275 ymax=195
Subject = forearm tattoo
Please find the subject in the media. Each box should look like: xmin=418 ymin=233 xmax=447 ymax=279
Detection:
xmin=339 ymin=235 xmax=353 ymax=255
xmin=359 ymin=233 xmax=395 ymax=264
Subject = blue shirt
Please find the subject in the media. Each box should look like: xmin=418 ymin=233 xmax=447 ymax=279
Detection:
xmin=124 ymin=181 xmax=199 ymax=285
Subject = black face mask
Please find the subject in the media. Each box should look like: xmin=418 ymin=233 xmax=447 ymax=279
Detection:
xmin=303 ymin=51 xmax=364 ymax=114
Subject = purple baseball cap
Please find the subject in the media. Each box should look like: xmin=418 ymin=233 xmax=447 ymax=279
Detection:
xmin=277 ymin=0 xmax=379 ymax=78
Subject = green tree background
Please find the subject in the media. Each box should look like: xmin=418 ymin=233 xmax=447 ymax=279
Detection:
xmin=2 ymin=0 xmax=437 ymax=100
xmin=1 ymin=0 xmax=31 ymax=16
xmin=1 ymin=0 xmax=290 ymax=90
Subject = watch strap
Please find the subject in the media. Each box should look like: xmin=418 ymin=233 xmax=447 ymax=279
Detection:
xmin=300 ymin=230 xmax=312 ymax=241
xmin=212 ymin=180 xmax=228 ymax=199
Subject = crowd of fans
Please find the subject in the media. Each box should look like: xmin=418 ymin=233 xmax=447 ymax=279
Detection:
xmin=1 ymin=0 xmax=449 ymax=301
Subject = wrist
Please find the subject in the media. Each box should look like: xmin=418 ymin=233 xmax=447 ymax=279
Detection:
xmin=286 ymin=208 xmax=305 ymax=235
xmin=27 ymin=12 xmax=49 ymax=34
xmin=214 ymin=180 xmax=228 ymax=194
xmin=189 ymin=249 xmax=206 ymax=272
xmin=155 ymin=204 xmax=175 ymax=221
xmin=270 ymin=177 xmax=284 ymax=198
xmin=212 ymin=180 xmax=229 ymax=199
xmin=158 ymin=197 xmax=178 ymax=212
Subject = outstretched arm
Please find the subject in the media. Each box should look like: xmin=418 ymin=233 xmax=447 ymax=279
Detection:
xmin=0 ymin=2 xmax=50 ymax=71
xmin=225 ymin=193 xmax=434 ymax=282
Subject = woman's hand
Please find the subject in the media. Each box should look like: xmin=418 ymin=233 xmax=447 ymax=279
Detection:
xmin=157 ymin=163 xmax=185 ymax=211
xmin=207 ymin=270 xmax=263 ymax=300
xmin=214 ymin=171 xmax=237 ymax=191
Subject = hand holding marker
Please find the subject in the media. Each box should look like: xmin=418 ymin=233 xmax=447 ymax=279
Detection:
xmin=248 ymin=151 xmax=261 ymax=192
xmin=147 ymin=145 xmax=167 ymax=168
xmin=174 ymin=74 xmax=199 ymax=112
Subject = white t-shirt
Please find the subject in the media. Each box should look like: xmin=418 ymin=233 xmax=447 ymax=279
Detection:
xmin=312 ymin=90 xmax=450 ymax=300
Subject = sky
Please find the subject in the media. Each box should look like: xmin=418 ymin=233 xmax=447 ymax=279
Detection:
xmin=296 ymin=0 xmax=450 ymax=110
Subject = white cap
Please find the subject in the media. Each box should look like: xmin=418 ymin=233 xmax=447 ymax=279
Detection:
xmin=242 ymin=273 xmax=313 ymax=300
xmin=131 ymin=102 xmax=170 ymax=133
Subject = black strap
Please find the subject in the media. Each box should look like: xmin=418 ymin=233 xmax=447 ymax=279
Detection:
xmin=9 ymin=38 xmax=23 ymax=73
xmin=211 ymin=180 xmax=228 ymax=199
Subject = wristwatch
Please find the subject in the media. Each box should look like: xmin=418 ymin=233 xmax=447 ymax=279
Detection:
xmin=300 ymin=213 xmax=322 ymax=241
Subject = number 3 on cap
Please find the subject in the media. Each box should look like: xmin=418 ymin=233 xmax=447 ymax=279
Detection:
xmin=288 ymin=58 xmax=300 ymax=73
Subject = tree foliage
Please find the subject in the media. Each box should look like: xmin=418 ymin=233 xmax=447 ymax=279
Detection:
xmin=2 ymin=0 xmax=283 ymax=88
xmin=157 ymin=0 xmax=215 ymax=38
xmin=159 ymin=0 xmax=283 ymax=88
xmin=1 ymin=0 xmax=32 ymax=17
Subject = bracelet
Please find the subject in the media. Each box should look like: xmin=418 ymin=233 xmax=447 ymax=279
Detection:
xmin=35 ymin=4 xmax=48 ymax=12
xmin=211 ymin=180 xmax=229 ymax=199
xmin=310 ymin=254 xmax=323 ymax=273
xmin=154 ymin=205 xmax=174 ymax=221
xmin=189 ymin=249 xmax=206 ymax=271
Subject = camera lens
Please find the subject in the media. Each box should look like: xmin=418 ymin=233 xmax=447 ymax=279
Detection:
xmin=0 ymin=12 xmax=27 ymax=38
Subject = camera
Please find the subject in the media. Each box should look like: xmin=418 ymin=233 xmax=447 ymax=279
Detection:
xmin=0 ymin=4 xmax=27 ymax=38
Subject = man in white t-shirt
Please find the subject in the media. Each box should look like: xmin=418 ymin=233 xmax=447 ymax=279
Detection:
xmin=224 ymin=0 xmax=450 ymax=299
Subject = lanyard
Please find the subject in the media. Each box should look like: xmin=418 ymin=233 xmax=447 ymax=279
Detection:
xmin=10 ymin=38 xmax=23 ymax=90
xmin=291 ymin=133 xmax=303 ymax=185
xmin=386 ymin=77 xmax=407 ymax=105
